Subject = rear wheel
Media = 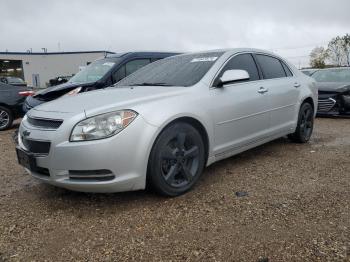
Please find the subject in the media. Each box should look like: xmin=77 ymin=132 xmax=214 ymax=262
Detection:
xmin=0 ymin=106 xmax=13 ymax=131
xmin=148 ymin=122 xmax=206 ymax=196
xmin=288 ymin=102 xmax=314 ymax=143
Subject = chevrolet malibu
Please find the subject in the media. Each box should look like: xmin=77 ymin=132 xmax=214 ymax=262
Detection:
xmin=16 ymin=49 xmax=317 ymax=196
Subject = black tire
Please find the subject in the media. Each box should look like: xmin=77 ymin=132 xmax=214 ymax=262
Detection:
xmin=148 ymin=122 xmax=206 ymax=196
xmin=288 ymin=102 xmax=314 ymax=143
xmin=0 ymin=106 xmax=14 ymax=131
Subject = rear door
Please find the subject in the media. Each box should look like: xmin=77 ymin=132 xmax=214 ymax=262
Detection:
xmin=210 ymin=53 xmax=270 ymax=156
xmin=254 ymin=54 xmax=299 ymax=133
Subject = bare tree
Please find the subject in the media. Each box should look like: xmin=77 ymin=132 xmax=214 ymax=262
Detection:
xmin=310 ymin=47 xmax=328 ymax=68
xmin=342 ymin=34 xmax=350 ymax=66
xmin=327 ymin=36 xmax=344 ymax=66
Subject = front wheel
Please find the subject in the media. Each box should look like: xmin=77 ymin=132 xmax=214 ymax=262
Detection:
xmin=148 ymin=122 xmax=206 ymax=196
xmin=0 ymin=106 xmax=14 ymax=131
xmin=288 ymin=102 xmax=314 ymax=143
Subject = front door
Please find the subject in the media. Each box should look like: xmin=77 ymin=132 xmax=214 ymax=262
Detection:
xmin=209 ymin=53 xmax=270 ymax=156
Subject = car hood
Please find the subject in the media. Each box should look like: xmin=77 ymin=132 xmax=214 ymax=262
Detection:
xmin=34 ymin=81 xmax=95 ymax=97
xmin=31 ymin=86 xmax=188 ymax=116
xmin=316 ymin=82 xmax=350 ymax=92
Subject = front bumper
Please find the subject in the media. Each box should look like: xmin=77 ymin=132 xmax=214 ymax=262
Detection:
xmin=317 ymin=93 xmax=350 ymax=116
xmin=23 ymin=96 xmax=45 ymax=113
xmin=18 ymin=113 xmax=158 ymax=193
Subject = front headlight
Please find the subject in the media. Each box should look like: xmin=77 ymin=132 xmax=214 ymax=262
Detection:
xmin=65 ymin=87 xmax=82 ymax=96
xmin=70 ymin=110 xmax=138 ymax=142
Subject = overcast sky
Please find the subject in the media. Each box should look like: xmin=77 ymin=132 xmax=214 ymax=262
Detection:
xmin=1 ymin=0 xmax=349 ymax=67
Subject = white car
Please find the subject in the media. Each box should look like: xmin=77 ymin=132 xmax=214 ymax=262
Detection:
xmin=16 ymin=49 xmax=318 ymax=196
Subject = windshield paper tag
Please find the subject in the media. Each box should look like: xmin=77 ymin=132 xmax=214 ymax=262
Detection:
xmin=103 ymin=62 xmax=115 ymax=67
xmin=191 ymin=57 xmax=218 ymax=63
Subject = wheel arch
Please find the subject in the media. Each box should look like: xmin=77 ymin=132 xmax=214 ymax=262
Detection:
xmin=0 ymin=103 xmax=14 ymax=115
xmin=293 ymin=97 xmax=315 ymax=126
xmin=145 ymin=115 xmax=211 ymax=191
xmin=169 ymin=117 xmax=210 ymax=164
xmin=301 ymin=97 xmax=315 ymax=112
xmin=0 ymin=102 xmax=11 ymax=109
xmin=147 ymin=115 xmax=210 ymax=169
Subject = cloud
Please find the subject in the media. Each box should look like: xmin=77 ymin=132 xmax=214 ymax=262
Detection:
xmin=1 ymin=0 xmax=349 ymax=67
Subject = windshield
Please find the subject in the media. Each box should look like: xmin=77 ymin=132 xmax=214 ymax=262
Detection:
xmin=69 ymin=58 xmax=119 ymax=84
xmin=116 ymin=52 xmax=224 ymax=87
xmin=8 ymin=77 xmax=25 ymax=84
xmin=312 ymin=68 xmax=350 ymax=83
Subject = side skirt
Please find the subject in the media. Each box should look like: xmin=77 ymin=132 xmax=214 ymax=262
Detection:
xmin=208 ymin=130 xmax=291 ymax=165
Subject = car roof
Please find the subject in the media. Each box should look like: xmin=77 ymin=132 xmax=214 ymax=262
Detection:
xmin=167 ymin=48 xmax=281 ymax=59
xmin=313 ymin=67 xmax=350 ymax=71
xmin=106 ymin=51 xmax=181 ymax=59
xmin=197 ymin=48 xmax=275 ymax=54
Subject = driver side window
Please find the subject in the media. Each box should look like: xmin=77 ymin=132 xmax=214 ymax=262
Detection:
xmin=213 ymin=53 xmax=260 ymax=87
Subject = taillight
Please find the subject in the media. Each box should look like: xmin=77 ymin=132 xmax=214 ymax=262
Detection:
xmin=19 ymin=91 xmax=35 ymax=97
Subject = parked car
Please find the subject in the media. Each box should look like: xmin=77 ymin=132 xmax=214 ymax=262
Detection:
xmin=0 ymin=82 xmax=34 ymax=130
xmin=301 ymin=69 xmax=318 ymax=76
xmin=310 ymin=67 xmax=350 ymax=116
xmin=23 ymin=52 xmax=179 ymax=113
xmin=16 ymin=49 xmax=317 ymax=196
xmin=0 ymin=76 xmax=27 ymax=87
xmin=48 ymin=75 xmax=72 ymax=86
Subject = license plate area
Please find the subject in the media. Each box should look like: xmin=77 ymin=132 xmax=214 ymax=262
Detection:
xmin=16 ymin=147 xmax=37 ymax=171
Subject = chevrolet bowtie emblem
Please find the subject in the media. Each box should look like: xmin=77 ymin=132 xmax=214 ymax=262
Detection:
xmin=23 ymin=130 xmax=31 ymax=137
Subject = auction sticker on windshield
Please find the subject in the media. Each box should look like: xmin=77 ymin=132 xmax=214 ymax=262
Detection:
xmin=191 ymin=57 xmax=218 ymax=63
xmin=103 ymin=62 xmax=115 ymax=67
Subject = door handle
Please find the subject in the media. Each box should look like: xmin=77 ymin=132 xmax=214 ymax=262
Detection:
xmin=258 ymin=87 xmax=269 ymax=94
xmin=294 ymin=82 xmax=301 ymax=88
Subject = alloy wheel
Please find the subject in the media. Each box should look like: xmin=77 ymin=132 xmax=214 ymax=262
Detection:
xmin=0 ymin=110 xmax=10 ymax=129
xmin=300 ymin=107 xmax=313 ymax=140
xmin=160 ymin=132 xmax=200 ymax=188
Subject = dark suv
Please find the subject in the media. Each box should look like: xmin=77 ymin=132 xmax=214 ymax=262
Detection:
xmin=24 ymin=52 xmax=179 ymax=112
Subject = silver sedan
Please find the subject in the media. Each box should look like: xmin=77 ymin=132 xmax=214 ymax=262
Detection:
xmin=16 ymin=49 xmax=317 ymax=196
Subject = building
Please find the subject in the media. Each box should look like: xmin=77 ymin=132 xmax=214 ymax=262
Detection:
xmin=0 ymin=51 xmax=113 ymax=88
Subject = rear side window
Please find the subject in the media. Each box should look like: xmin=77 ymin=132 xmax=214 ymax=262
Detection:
xmin=125 ymin=59 xmax=150 ymax=76
xmin=256 ymin=55 xmax=286 ymax=79
xmin=281 ymin=61 xmax=293 ymax=77
xmin=213 ymin=53 xmax=260 ymax=86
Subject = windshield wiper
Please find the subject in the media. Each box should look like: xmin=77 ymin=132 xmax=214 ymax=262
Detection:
xmin=130 ymin=82 xmax=174 ymax=87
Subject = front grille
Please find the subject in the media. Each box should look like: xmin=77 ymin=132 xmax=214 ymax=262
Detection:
xmin=22 ymin=138 xmax=51 ymax=155
xmin=317 ymin=98 xmax=336 ymax=112
xmin=68 ymin=170 xmax=115 ymax=182
xmin=24 ymin=101 xmax=33 ymax=111
xmin=27 ymin=116 xmax=63 ymax=129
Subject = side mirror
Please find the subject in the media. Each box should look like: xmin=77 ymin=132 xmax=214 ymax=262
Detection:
xmin=218 ymin=70 xmax=250 ymax=87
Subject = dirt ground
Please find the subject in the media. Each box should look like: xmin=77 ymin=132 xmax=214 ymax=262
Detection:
xmin=0 ymin=118 xmax=349 ymax=261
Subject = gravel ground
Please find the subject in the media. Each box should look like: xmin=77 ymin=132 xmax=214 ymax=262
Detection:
xmin=0 ymin=118 xmax=349 ymax=261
